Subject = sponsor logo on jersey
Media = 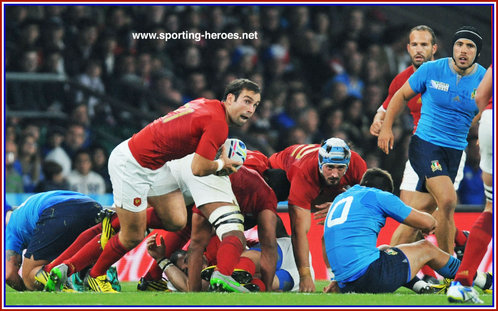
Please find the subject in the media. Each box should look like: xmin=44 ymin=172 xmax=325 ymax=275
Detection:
xmin=430 ymin=80 xmax=449 ymax=92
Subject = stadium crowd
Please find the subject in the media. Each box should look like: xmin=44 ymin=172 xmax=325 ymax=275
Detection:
xmin=4 ymin=6 xmax=486 ymax=203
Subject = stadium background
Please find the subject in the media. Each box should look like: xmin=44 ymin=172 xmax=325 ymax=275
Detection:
xmin=4 ymin=4 xmax=494 ymax=281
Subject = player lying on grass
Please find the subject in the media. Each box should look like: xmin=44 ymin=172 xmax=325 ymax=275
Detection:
xmin=5 ymin=191 xmax=105 ymax=292
xmin=322 ymin=168 xmax=492 ymax=295
xmin=146 ymin=233 xmax=313 ymax=292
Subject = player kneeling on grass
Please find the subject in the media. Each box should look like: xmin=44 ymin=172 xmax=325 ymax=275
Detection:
xmin=5 ymin=191 xmax=104 ymax=292
xmin=322 ymin=168 xmax=491 ymax=295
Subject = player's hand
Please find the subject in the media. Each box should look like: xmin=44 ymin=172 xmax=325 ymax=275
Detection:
xmin=377 ymin=127 xmax=394 ymax=155
xmin=369 ymin=119 xmax=383 ymax=137
xmin=299 ymin=275 xmax=316 ymax=293
xmin=323 ymin=280 xmax=340 ymax=293
xmin=215 ymin=145 xmax=242 ymax=176
xmin=313 ymin=202 xmax=332 ymax=225
xmin=146 ymin=234 xmax=166 ymax=261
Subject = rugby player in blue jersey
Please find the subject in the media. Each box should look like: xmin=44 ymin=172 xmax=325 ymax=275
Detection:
xmin=378 ymin=26 xmax=486 ymax=255
xmin=5 ymin=190 xmax=104 ymax=291
xmin=322 ymin=168 xmax=489 ymax=294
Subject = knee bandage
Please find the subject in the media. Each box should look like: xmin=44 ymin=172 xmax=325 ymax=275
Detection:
xmin=484 ymin=184 xmax=493 ymax=203
xmin=208 ymin=205 xmax=244 ymax=239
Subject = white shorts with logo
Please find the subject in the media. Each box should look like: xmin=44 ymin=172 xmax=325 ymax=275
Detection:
xmin=479 ymin=109 xmax=492 ymax=174
xmin=108 ymin=139 xmax=180 ymax=212
xmin=399 ymin=151 xmax=466 ymax=192
xmin=167 ymin=153 xmax=238 ymax=208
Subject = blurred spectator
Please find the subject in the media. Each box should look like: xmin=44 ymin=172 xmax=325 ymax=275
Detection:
xmin=90 ymin=145 xmax=112 ymax=193
xmin=7 ymin=49 xmax=51 ymax=111
xmin=64 ymin=19 xmax=99 ymax=76
xmin=67 ymin=150 xmax=106 ymax=195
xmin=44 ymin=125 xmax=71 ymax=176
xmin=75 ymin=60 xmax=106 ymax=118
xmin=5 ymin=6 xmax=29 ymax=46
xmin=69 ymin=104 xmax=93 ymax=148
xmin=340 ymin=96 xmax=370 ymax=152
xmin=285 ymin=126 xmax=308 ymax=147
xmin=297 ymin=107 xmax=324 ymax=144
xmin=327 ymin=51 xmax=364 ymax=99
xmin=59 ymin=123 xmax=87 ymax=165
xmin=5 ymin=140 xmax=24 ymax=193
xmin=104 ymin=7 xmax=133 ymax=52
xmin=182 ymin=72 xmax=207 ymax=103
xmin=16 ymin=19 xmax=41 ymax=52
xmin=35 ymin=160 xmax=70 ymax=192
xmin=18 ymin=134 xmax=44 ymax=193
xmin=41 ymin=18 xmax=65 ymax=53
xmin=92 ymin=32 xmax=119 ymax=87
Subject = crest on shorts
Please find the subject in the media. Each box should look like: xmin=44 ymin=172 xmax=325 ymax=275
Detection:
xmin=385 ymin=248 xmax=398 ymax=256
xmin=431 ymin=160 xmax=442 ymax=172
xmin=133 ymin=197 xmax=141 ymax=207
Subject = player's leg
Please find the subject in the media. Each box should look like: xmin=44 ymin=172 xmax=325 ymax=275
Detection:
xmin=396 ymin=240 xmax=459 ymax=280
xmin=448 ymin=111 xmax=493 ymax=303
xmin=390 ymin=191 xmax=435 ymax=246
xmin=148 ymin=190 xmax=187 ymax=232
xmin=200 ymin=202 xmax=249 ymax=293
xmin=426 ymin=176 xmax=458 ymax=254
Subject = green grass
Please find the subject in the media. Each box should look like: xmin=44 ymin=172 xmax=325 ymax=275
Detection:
xmin=5 ymin=281 xmax=493 ymax=307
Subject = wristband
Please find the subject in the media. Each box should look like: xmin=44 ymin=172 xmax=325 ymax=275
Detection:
xmin=298 ymin=267 xmax=311 ymax=278
xmin=215 ymin=159 xmax=224 ymax=172
xmin=157 ymin=257 xmax=173 ymax=272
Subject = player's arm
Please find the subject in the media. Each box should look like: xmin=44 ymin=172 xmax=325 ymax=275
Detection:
xmin=476 ymin=66 xmax=492 ymax=113
xmin=256 ymin=209 xmax=278 ymax=292
xmin=191 ymin=146 xmax=241 ymax=177
xmin=289 ymin=204 xmax=315 ymax=293
xmin=6 ymin=250 xmax=26 ymax=291
xmin=402 ymin=209 xmax=436 ymax=236
xmin=378 ymin=81 xmax=417 ymax=154
xmin=187 ymin=213 xmax=213 ymax=291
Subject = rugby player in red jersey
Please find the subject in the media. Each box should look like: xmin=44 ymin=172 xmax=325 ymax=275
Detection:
xmin=85 ymin=79 xmax=260 ymax=292
xmin=266 ymin=138 xmax=367 ymax=292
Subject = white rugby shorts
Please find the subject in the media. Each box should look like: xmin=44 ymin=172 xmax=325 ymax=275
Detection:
xmin=108 ymin=139 xmax=180 ymax=212
xmin=167 ymin=153 xmax=238 ymax=208
xmin=400 ymin=151 xmax=466 ymax=192
xmin=479 ymin=109 xmax=492 ymax=174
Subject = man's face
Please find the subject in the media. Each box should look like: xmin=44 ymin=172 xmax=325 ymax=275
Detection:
xmin=225 ymin=89 xmax=261 ymax=126
xmin=407 ymin=30 xmax=436 ymax=69
xmin=75 ymin=153 xmax=92 ymax=175
xmin=321 ymin=164 xmax=347 ymax=186
xmin=453 ymin=38 xmax=478 ymax=71
xmin=175 ymin=253 xmax=208 ymax=274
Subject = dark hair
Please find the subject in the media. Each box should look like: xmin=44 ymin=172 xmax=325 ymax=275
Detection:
xmin=170 ymin=250 xmax=187 ymax=266
xmin=222 ymin=78 xmax=260 ymax=101
xmin=360 ymin=168 xmax=394 ymax=193
xmin=42 ymin=160 xmax=63 ymax=179
xmin=410 ymin=25 xmax=437 ymax=45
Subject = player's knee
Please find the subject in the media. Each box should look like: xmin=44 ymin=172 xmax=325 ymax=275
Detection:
xmin=164 ymin=218 xmax=186 ymax=231
xmin=207 ymin=205 xmax=244 ymax=240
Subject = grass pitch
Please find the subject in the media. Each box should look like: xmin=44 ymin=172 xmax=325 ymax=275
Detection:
xmin=5 ymin=280 xmax=493 ymax=308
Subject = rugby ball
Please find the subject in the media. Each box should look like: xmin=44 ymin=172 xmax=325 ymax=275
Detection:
xmin=224 ymin=138 xmax=247 ymax=170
